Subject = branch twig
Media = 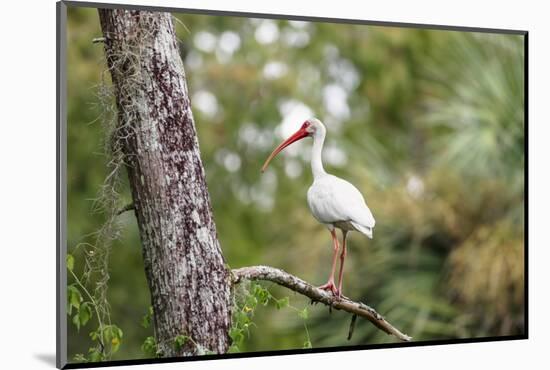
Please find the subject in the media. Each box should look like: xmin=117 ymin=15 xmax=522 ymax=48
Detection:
xmin=347 ymin=314 xmax=358 ymax=341
xmin=232 ymin=265 xmax=412 ymax=342
xmin=116 ymin=203 xmax=134 ymax=215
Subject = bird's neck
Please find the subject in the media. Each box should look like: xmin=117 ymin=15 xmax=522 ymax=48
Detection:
xmin=311 ymin=131 xmax=327 ymax=179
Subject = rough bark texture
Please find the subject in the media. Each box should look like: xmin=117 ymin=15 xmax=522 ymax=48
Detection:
xmin=98 ymin=9 xmax=231 ymax=356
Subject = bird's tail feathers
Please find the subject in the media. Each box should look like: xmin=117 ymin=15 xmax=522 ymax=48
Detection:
xmin=351 ymin=221 xmax=373 ymax=239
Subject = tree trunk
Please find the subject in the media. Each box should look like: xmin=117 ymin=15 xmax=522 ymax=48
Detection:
xmin=98 ymin=9 xmax=231 ymax=356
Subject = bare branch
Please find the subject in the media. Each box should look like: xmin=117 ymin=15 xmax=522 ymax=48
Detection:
xmin=232 ymin=265 xmax=412 ymax=342
xmin=347 ymin=314 xmax=358 ymax=340
xmin=116 ymin=203 xmax=134 ymax=215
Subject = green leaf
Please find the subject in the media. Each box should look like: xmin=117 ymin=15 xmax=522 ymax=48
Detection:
xmin=111 ymin=336 xmax=121 ymax=354
xmin=244 ymin=294 xmax=258 ymax=310
xmin=276 ymin=297 xmax=289 ymax=309
xmin=66 ymin=254 xmax=74 ymax=272
xmin=67 ymin=285 xmax=82 ymax=314
xmin=72 ymin=313 xmax=80 ymax=331
xmin=141 ymin=306 xmax=153 ymax=328
xmin=99 ymin=325 xmax=123 ymax=353
xmin=299 ymin=307 xmax=309 ymax=320
xmin=174 ymin=335 xmax=188 ymax=351
xmin=253 ymin=284 xmax=271 ymax=305
xmin=88 ymin=347 xmax=103 ymax=362
xmin=103 ymin=325 xmax=123 ymax=343
xmin=235 ymin=310 xmax=251 ymax=326
xmin=228 ymin=344 xmax=240 ymax=354
xmin=73 ymin=353 xmax=87 ymax=363
xmin=79 ymin=302 xmax=92 ymax=327
xmin=89 ymin=328 xmax=99 ymax=341
xmin=229 ymin=327 xmax=244 ymax=346
xmin=141 ymin=336 xmax=158 ymax=358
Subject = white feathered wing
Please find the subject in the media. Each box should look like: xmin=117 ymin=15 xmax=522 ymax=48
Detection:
xmin=307 ymin=175 xmax=375 ymax=238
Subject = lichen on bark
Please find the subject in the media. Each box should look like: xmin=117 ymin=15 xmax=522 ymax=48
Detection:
xmin=98 ymin=9 xmax=231 ymax=356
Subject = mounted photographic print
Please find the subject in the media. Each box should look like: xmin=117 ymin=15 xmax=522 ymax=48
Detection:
xmin=56 ymin=1 xmax=527 ymax=368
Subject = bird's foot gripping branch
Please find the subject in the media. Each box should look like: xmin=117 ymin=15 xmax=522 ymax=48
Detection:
xmin=231 ymin=265 xmax=412 ymax=343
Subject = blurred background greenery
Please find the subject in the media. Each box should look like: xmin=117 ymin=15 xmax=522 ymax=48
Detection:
xmin=66 ymin=6 xmax=525 ymax=361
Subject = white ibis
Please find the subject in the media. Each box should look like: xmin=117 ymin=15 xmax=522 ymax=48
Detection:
xmin=262 ymin=118 xmax=375 ymax=298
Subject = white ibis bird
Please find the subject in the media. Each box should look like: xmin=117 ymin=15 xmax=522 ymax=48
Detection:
xmin=262 ymin=118 xmax=375 ymax=298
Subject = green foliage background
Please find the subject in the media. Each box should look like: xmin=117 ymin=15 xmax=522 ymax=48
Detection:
xmin=66 ymin=6 xmax=525 ymax=362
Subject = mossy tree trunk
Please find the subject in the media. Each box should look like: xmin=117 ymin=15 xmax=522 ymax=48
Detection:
xmin=98 ymin=9 xmax=231 ymax=356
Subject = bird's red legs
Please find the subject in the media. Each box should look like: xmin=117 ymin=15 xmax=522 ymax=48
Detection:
xmin=336 ymin=231 xmax=348 ymax=298
xmin=317 ymin=229 xmax=340 ymax=295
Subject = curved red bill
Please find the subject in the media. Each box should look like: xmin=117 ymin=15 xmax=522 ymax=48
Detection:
xmin=261 ymin=127 xmax=309 ymax=172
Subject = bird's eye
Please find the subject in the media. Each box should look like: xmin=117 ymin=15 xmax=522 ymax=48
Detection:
xmin=301 ymin=121 xmax=309 ymax=129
